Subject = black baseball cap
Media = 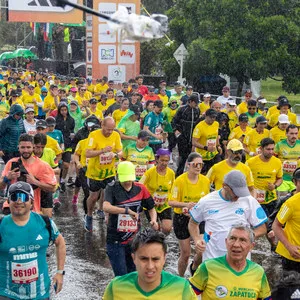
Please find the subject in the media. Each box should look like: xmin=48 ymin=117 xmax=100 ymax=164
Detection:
xmin=36 ymin=119 xmax=47 ymax=129
xmin=206 ymin=108 xmax=218 ymax=118
xmin=256 ymin=116 xmax=267 ymax=124
xmin=239 ymin=113 xmax=249 ymax=122
xmin=138 ymin=130 xmax=151 ymax=140
xmin=46 ymin=116 xmax=56 ymax=126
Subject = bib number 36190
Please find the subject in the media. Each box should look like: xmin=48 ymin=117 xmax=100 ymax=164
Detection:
xmin=12 ymin=260 xmax=39 ymax=284
xmin=117 ymin=214 xmax=138 ymax=232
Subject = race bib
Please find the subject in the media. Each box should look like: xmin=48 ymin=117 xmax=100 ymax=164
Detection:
xmin=283 ymin=161 xmax=297 ymax=173
xmin=155 ymin=125 xmax=162 ymax=135
xmin=153 ymin=192 xmax=167 ymax=206
xmin=207 ymin=139 xmax=216 ymax=147
xmin=99 ymin=152 xmax=113 ymax=165
xmin=256 ymin=189 xmax=266 ymax=203
xmin=136 ymin=165 xmax=147 ymax=178
xmin=12 ymin=260 xmax=39 ymax=284
xmin=117 ymin=214 xmax=138 ymax=232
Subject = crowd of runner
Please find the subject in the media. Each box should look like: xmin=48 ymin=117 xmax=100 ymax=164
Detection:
xmin=0 ymin=67 xmax=299 ymax=299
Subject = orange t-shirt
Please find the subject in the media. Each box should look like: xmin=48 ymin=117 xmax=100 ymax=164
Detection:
xmin=2 ymin=157 xmax=57 ymax=213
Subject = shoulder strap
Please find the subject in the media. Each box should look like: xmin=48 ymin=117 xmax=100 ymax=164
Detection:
xmin=40 ymin=215 xmax=53 ymax=246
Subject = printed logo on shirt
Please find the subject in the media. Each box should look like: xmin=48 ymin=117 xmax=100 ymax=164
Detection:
xmin=235 ymin=208 xmax=244 ymax=215
xmin=36 ymin=235 xmax=43 ymax=240
xmin=291 ymin=289 xmax=300 ymax=299
xmin=215 ymin=285 xmax=228 ymax=298
xmin=208 ymin=209 xmax=219 ymax=215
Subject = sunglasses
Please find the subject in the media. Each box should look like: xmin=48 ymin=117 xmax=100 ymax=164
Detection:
xmin=10 ymin=192 xmax=30 ymax=202
xmin=15 ymin=113 xmax=23 ymax=116
xmin=81 ymin=89 xmax=87 ymax=91
xmin=248 ymin=107 xmax=256 ymax=110
xmin=231 ymin=149 xmax=243 ymax=155
xmin=189 ymin=162 xmax=203 ymax=168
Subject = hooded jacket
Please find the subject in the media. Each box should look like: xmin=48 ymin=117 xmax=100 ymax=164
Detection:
xmin=0 ymin=104 xmax=26 ymax=152
xmin=55 ymin=103 xmax=75 ymax=149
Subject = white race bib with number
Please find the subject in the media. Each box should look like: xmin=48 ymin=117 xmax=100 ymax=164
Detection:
xmin=207 ymin=139 xmax=216 ymax=147
xmin=256 ymin=189 xmax=266 ymax=203
xmin=283 ymin=161 xmax=297 ymax=173
xmin=153 ymin=193 xmax=167 ymax=206
xmin=136 ymin=165 xmax=147 ymax=177
xmin=12 ymin=260 xmax=39 ymax=284
xmin=99 ymin=152 xmax=113 ymax=165
xmin=117 ymin=214 xmax=138 ymax=232
xmin=155 ymin=125 xmax=162 ymax=135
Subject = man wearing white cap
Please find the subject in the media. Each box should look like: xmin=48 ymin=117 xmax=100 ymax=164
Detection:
xmin=188 ymin=170 xmax=267 ymax=267
xmin=269 ymin=114 xmax=290 ymax=144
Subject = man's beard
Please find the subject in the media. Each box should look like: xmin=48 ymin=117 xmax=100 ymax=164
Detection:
xmin=21 ymin=152 xmax=32 ymax=160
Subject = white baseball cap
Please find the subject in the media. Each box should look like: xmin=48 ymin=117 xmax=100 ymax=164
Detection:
xmin=278 ymin=114 xmax=290 ymax=124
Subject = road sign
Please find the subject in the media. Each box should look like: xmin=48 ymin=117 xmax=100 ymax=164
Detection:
xmin=173 ymin=43 xmax=188 ymax=65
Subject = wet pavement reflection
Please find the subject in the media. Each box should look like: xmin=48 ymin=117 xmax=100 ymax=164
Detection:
xmin=48 ymin=187 xmax=283 ymax=299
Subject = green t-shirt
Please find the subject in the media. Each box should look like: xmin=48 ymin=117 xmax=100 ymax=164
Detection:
xmin=40 ymin=147 xmax=58 ymax=168
xmin=103 ymin=270 xmax=197 ymax=300
xmin=117 ymin=118 xmax=140 ymax=148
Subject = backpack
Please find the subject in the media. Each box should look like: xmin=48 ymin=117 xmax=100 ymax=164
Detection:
xmin=0 ymin=214 xmax=53 ymax=245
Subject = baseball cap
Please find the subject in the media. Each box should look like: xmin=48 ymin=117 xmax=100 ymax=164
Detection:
xmin=277 ymin=98 xmax=291 ymax=109
xmin=36 ymin=119 xmax=47 ymax=129
xmin=41 ymin=87 xmax=48 ymax=92
xmin=186 ymin=86 xmax=193 ymax=90
xmin=206 ymin=108 xmax=218 ymax=117
xmin=239 ymin=113 xmax=248 ymax=122
xmin=222 ymin=86 xmax=230 ymax=92
xmin=70 ymin=87 xmax=78 ymax=93
xmin=25 ymin=107 xmax=34 ymax=114
xmin=46 ymin=116 xmax=56 ymax=126
xmin=131 ymin=83 xmax=138 ymax=89
xmin=156 ymin=148 xmax=171 ymax=157
xmin=10 ymin=90 xmax=19 ymax=97
xmin=117 ymin=161 xmax=136 ymax=182
xmin=8 ymin=181 xmax=34 ymax=200
xmin=256 ymin=116 xmax=267 ymax=124
xmin=223 ymin=170 xmax=250 ymax=197
xmin=116 ymin=91 xmax=124 ymax=97
xmin=28 ymin=84 xmax=35 ymax=89
xmin=189 ymin=94 xmax=199 ymax=104
xmin=138 ymin=130 xmax=150 ymax=140
xmin=70 ymin=100 xmax=78 ymax=106
xmin=89 ymin=98 xmax=97 ymax=104
xmin=203 ymin=93 xmax=211 ymax=98
xmin=130 ymin=105 xmax=140 ymax=116
xmin=258 ymin=98 xmax=267 ymax=104
xmin=100 ymin=94 xmax=108 ymax=100
xmin=228 ymin=99 xmax=236 ymax=106
xmin=227 ymin=139 xmax=244 ymax=151
xmin=278 ymin=114 xmax=290 ymax=124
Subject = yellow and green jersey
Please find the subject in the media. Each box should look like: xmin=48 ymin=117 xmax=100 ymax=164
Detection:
xmin=103 ymin=270 xmax=197 ymax=300
xmin=170 ymin=172 xmax=210 ymax=214
xmin=276 ymin=193 xmax=300 ymax=262
xmin=40 ymin=147 xmax=58 ymax=169
xmin=207 ymin=160 xmax=254 ymax=190
xmin=192 ymin=120 xmax=219 ymax=161
xmin=0 ymin=101 xmax=10 ymax=120
xmin=269 ymin=126 xmax=286 ymax=144
xmin=189 ymin=255 xmax=271 ymax=300
xmin=246 ymin=155 xmax=282 ymax=204
xmin=274 ymin=139 xmax=300 ymax=181
xmin=140 ymin=166 xmax=175 ymax=213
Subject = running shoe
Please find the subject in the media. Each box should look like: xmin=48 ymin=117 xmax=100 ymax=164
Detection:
xmin=189 ymin=262 xmax=196 ymax=276
xmin=67 ymin=178 xmax=75 ymax=187
xmin=53 ymin=199 xmax=61 ymax=210
xmin=96 ymin=210 xmax=105 ymax=219
xmin=84 ymin=215 xmax=93 ymax=232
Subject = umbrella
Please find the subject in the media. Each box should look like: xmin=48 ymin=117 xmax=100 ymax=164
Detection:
xmin=0 ymin=51 xmax=14 ymax=61
xmin=12 ymin=48 xmax=38 ymax=59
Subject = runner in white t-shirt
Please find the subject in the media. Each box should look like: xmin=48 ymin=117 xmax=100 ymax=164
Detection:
xmin=188 ymin=170 xmax=268 ymax=270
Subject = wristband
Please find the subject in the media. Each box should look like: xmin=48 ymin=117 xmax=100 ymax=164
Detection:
xmin=3 ymin=176 xmax=11 ymax=184
xmin=204 ymin=146 xmax=208 ymax=151
xmin=249 ymin=152 xmax=254 ymax=156
xmin=125 ymin=207 xmax=129 ymax=214
xmin=56 ymin=270 xmax=65 ymax=275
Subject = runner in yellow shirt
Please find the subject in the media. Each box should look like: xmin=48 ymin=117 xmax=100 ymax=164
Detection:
xmin=84 ymin=117 xmax=122 ymax=232
xmin=207 ymin=139 xmax=255 ymax=194
xmin=169 ymin=152 xmax=210 ymax=277
xmin=140 ymin=149 xmax=175 ymax=235
xmin=243 ymin=116 xmax=269 ymax=160
xmin=246 ymin=137 xmax=283 ymax=251
xmin=42 ymin=84 xmax=59 ymax=115
xmin=269 ymin=114 xmax=290 ymax=144
xmin=94 ymin=77 xmax=109 ymax=100
xmin=97 ymin=94 xmax=110 ymax=116
xmin=21 ymin=84 xmax=43 ymax=115
xmin=112 ymin=98 xmax=129 ymax=126
xmin=237 ymin=89 xmax=252 ymax=114
xmin=228 ymin=113 xmax=252 ymax=143
xmin=89 ymin=98 xmax=103 ymax=121
xmin=223 ymin=99 xmax=238 ymax=131
xmin=192 ymin=108 xmax=222 ymax=174
xmin=199 ymin=93 xmax=211 ymax=115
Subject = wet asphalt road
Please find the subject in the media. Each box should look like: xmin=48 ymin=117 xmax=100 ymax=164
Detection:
xmin=48 ymin=185 xmax=283 ymax=299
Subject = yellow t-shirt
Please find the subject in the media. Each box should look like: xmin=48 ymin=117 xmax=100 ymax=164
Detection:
xmin=94 ymin=83 xmax=109 ymax=99
xmin=34 ymin=86 xmax=42 ymax=95
xmin=237 ymin=101 xmax=248 ymax=114
xmin=97 ymin=102 xmax=110 ymax=114
xmin=246 ymin=155 xmax=282 ymax=204
xmin=75 ymin=138 xmax=88 ymax=167
xmin=43 ymin=94 xmax=56 ymax=112
xmin=87 ymin=84 xmax=95 ymax=94
xmin=107 ymin=98 xmax=116 ymax=107
xmin=276 ymin=193 xmax=300 ymax=262
xmin=21 ymin=93 xmax=42 ymax=115
xmin=75 ymin=95 xmax=85 ymax=106
xmin=46 ymin=135 xmax=63 ymax=156
xmin=207 ymin=160 xmax=254 ymax=190
xmin=199 ymin=102 xmax=210 ymax=115
xmin=244 ymin=128 xmax=269 ymax=160
xmin=158 ymin=94 xmax=169 ymax=108
xmin=112 ymin=109 xmax=128 ymax=126
xmin=86 ymin=129 xmax=122 ymax=180
xmin=139 ymin=166 xmax=175 ymax=213
xmin=268 ymin=111 xmax=297 ymax=128
xmin=269 ymin=126 xmax=286 ymax=144
xmin=170 ymin=172 xmax=210 ymax=214
xmin=192 ymin=120 xmax=219 ymax=161
xmin=266 ymin=105 xmax=279 ymax=120
xmin=90 ymin=109 xmax=103 ymax=120
xmin=228 ymin=125 xmax=252 ymax=141
xmin=226 ymin=111 xmax=238 ymax=131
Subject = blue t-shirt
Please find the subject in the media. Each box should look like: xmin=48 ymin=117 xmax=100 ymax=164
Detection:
xmin=144 ymin=111 xmax=164 ymax=145
xmin=47 ymin=129 xmax=64 ymax=145
xmin=0 ymin=212 xmax=60 ymax=299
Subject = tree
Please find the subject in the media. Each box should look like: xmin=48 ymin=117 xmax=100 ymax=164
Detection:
xmin=167 ymin=0 xmax=300 ymax=95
